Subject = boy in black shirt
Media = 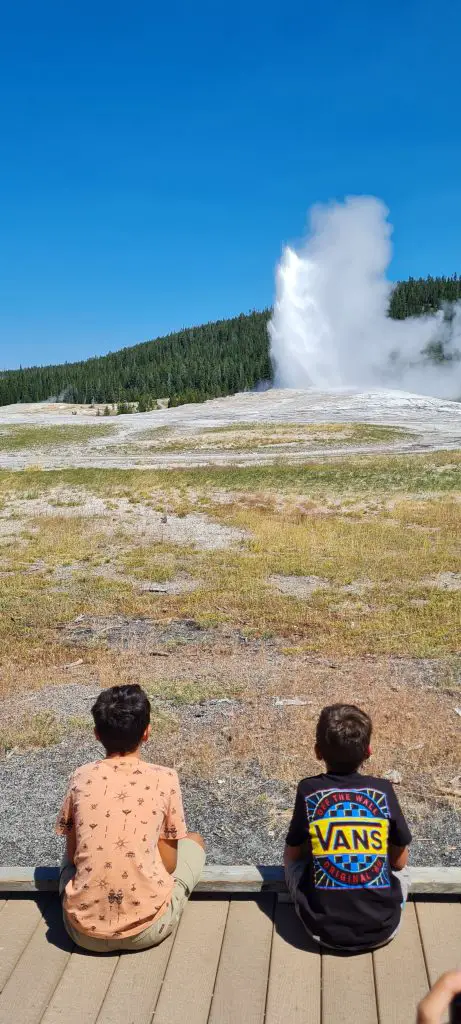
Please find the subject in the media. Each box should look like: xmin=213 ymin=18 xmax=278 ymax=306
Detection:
xmin=284 ymin=703 xmax=411 ymax=952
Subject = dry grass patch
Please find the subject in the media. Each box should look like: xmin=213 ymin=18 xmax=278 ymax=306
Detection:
xmin=0 ymin=704 xmax=171 ymax=752
xmin=0 ymin=486 xmax=243 ymax=551
xmin=143 ymin=421 xmax=412 ymax=453
xmin=0 ymin=424 xmax=114 ymax=452
xmin=1 ymin=449 xmax=461 ymax=499
xmin=231 ymin=679 xmax=460 ymax=792
xmin=0 ymin=516 xmax=164 ymax=664
xmin=0 ymin=711 xmax=63 ymax=754
xmin=169 ymin=499 xmax=460 ymax=654
xmin=147 ymin=678 xmax=239 ymax=704
xmin=0 ymin=453 xmax=459 ymax=691
xmin=162 ymin=654 xmax=461 ymax=795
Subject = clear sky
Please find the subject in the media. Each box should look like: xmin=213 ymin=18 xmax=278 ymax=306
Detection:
xmin=1 ymin=0 xmax=461 ymax=370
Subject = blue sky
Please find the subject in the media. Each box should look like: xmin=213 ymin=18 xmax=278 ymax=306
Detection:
xmin=1 ymin=0 xmax=461 ymax=370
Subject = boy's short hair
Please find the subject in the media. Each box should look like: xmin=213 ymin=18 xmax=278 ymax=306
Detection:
xmin=316 ymin=703 xmax=372 ymax=772
xmin=91 ymin=684 xmax=151 ymax=755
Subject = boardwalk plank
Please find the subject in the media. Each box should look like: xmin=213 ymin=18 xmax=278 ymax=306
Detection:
xmin=374 ymin=902 xmax=428 ymax=1024
xmin=265 ymin=903 xmax=321 ymax=1024
xmin=208 ymin=897 xmax=274 ymax=1024
xmin=41 ymin=950 xmax=118 ymax=1024
xmin=0 ymin=898 xmax=43 ymax=992
xmin=0 ymin=895 xmax=454 ymax=1024
xmin=0 ymin=898 xmax=73 ymax=1024
xmin=416 ymin=900 xmax=461 ymax=982
xmin=322 ymin=951 xmax=377 ymax=1024
xmin=96 ymin=930 xmax=175 ymax=1024
xmin=155 ymin=901 xmax=228 ymax=1024
xmin=416 ymin=900 xmax=461 ymax=1024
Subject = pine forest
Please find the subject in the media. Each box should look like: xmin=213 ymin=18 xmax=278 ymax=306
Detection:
xmin=1 ymin=275 xmax=460 ymax=409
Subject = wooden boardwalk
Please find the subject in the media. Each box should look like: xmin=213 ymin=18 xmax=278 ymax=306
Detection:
xmin=1 ymin=894 xmax=460 ymax=1024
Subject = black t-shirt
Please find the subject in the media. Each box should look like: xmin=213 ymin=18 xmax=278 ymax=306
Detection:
xmin=285 ymin=771 xmax=412 ymax=949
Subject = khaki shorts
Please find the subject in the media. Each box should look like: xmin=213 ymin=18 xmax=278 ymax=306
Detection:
xmin=60 ymin=837 xmax=206 ymax=953
xmin=284 ymin=859 xmax=410 ymax=952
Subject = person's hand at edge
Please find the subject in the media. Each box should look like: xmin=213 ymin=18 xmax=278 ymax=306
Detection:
xmin=417 ymin=970 xmax=461 ymax=1024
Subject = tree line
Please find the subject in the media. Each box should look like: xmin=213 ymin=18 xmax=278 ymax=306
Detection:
xmin=0 ymin=311 xmax=272 ymax=409
xmin=388 ymin=274 xmax=461 ymax=318
xmin=1 ymin=275 xmax=460 ymax=408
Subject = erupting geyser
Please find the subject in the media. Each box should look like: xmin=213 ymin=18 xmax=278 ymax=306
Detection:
xmin=269 ymin=197 xmax=461 ymax=399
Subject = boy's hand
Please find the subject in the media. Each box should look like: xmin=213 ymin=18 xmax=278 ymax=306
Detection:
xmin=416 ymin=970 xmax=461 ymax=1023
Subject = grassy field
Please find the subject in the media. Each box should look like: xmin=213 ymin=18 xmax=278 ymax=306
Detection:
xmin=0 ymin=445 xmax=460 ymax=808
xmin=1 ymin=445 xmax=460 ymax=494
xmin=0 ymin=424 xmax=115 ymax=452
xmin=138 ymin=421 xmax=412 ymax=452
xmin=0 ymin=448 xmax=460 ymax=675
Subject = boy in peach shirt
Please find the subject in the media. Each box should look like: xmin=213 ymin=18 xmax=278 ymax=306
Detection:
xmin=57 ymin=684 xmax=205 ymax=952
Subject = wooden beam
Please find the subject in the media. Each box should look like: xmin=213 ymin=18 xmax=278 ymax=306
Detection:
xmin=408 ymin=866 xmax=461 ymax=894
xmin=1 ymin=864 xmax=461 ymax=894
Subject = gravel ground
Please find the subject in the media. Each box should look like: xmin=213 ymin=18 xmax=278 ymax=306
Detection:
xmin=1 ymin=651 xmax=460 ymax=868
xmin=1 ymin=734 xmax=460 ymax=868
xmin=62 ymin=616 xmax=224 ymax=651
xmin=0 ymin=493 xmax=246 ymax=552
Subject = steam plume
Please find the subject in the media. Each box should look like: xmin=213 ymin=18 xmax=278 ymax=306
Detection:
xmin=269 ymin=197 xmax=461 ymax=399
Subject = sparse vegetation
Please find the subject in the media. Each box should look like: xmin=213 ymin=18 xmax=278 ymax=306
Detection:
xmin=116 ymin=401 xmax=136 ymax=415
xmin=143 ymin=422 xmax=412 ymax=453
xmin=0 ymin=424 xmax=114 ymax=452
xmin=0 ymin=454 xmax=459 ymax=692
xmin=0 ymin=434 xmax=459 ymax=844
xmin=0 ymin=711 xmax=63 ymax=754
xmin=0 ymin=377 xmax=460 ymax=901
xmin=148 ymin=679 xmax=235 ymax=704
xmin=1 ymin=447 xmax=460 ymax=495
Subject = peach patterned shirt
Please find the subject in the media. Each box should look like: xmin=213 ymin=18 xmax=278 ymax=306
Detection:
xmin=56 ymin=756 xmax=188 ymax=938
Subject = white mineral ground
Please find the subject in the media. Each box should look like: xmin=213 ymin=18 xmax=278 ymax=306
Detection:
xmin=0 ymin=387 xmax=461 ymax=469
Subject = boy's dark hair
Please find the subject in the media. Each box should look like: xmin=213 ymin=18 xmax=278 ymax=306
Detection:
xmin=91 ymin=684 xmax=151 ymax=755
xmin=316 ymin=703 xmax=372 ymax=772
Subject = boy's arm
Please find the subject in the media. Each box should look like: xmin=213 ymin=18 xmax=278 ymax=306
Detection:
xmin=158 ymin=771 xmax=188 ymax=873
xmin=284 ymin=785 xmax=309 ymax=867
xmin=388 ymin=843 xmax=409 ymax=870
xmin=283 ymin=843 xmax=304 ymax=866
xmin=66 ymin=829 xmax=77 ymax=864
xmin=158 ymin=838 xmax=177 ymax=874
xmin=388 ymin=784 xmax=412 ymax=870
xmin=56 ymin=777 xmax=76 ymax=862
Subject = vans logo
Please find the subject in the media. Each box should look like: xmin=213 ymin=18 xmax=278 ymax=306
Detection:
xmin=310 ymin=817 xmax=387 ymax=857
xmin=305 ymin=787 xmax=391 ymax=891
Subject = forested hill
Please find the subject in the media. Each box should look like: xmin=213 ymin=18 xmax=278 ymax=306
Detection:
xmin=0 ymin=311 xmax=272 ymax=409
xmin=1 ymin=274 xmax=460 ymax=409
xmin=389 ymin=274 xmax=461 ymax=318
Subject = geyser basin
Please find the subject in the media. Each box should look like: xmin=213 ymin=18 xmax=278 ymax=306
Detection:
xmin=269 ymin=196 xmax=461 ymax=400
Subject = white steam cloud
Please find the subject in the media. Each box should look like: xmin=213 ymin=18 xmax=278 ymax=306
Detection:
xmin=269 ymin=196 xmax=461 ymax=399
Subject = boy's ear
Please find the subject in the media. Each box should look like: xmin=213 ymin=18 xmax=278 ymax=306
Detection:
xmin=142 ymin=723 xmax=152 ymax=744
xmin=365 ymin=745 xmax=372 ymax=760
xmin=314 ymin=742 xmax=323 ymax=762
xmin=94 ymin=728 xmax=100 ymax=742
